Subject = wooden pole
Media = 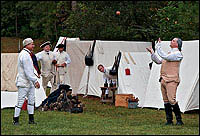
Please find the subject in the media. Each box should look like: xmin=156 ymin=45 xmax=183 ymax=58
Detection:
xmin=18 ymin=39 xmax=20 ymax=53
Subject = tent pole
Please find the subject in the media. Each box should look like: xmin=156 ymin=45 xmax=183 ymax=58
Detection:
xmin=84 ymin=66 xmax=90 ymax=97
xmin=18 ymin=39 xmax=20 ymax=53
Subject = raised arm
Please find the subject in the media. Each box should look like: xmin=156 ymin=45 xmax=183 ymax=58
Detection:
xmin=146 ymin=46 xmax=162 ymax=64
xmin=156 ymin=43 xmax=183 ymax=61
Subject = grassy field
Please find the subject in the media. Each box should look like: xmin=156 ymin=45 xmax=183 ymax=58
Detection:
xmin=1 ymin=96 xmax=199 ymax=135
xmin=1 ymin=37 xmax=199 ymax=135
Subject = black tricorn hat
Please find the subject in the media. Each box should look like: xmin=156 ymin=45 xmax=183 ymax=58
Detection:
xmin=40 ymin=41 xmax=51 ymax=48
xmin=59 ymin=84 xmax=71 ymax=91
xmin=56 ymin=43 xmax=65 ymax=48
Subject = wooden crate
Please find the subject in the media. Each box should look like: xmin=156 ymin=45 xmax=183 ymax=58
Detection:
xmin=115 ymin=94 xmax=134 ymax=108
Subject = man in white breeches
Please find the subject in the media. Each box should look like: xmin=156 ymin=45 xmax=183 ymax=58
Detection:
xmin=36 ymin=41 xmax=57 ymax=94
xmin=13 ymin=38 xmax=40 ymax=125
xmin=54 ymin=43 xmax=71 ymax=86
xmin=97 ymin=64 xmax=117 ymax=98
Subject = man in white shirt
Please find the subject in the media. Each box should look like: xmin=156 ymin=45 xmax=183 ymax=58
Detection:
xmin=13 ymin=38 xmax=40 ymax=125
xmin=54 ymin=43 xmax=71 ymax=86
xmin=36 ymin=41 xmax=57 ymax=94
xmin=146 ymin=38 xmax=184 ymax=125
xmin=97 ymin=64 xmax=117 ymax=98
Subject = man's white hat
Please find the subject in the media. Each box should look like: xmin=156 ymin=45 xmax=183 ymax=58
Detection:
xmin=40 ymin=41 xmax=51 ymax=48
xmin=23 ymin=38 xmax=33 ymax=47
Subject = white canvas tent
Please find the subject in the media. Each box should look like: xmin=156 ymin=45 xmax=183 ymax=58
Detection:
xmin=1 ymin=53 xmax=47 ymax=109
xmin=1 ymin=78 xmax=46 ymax=109
xmin=52 ymin=37 xmax=93 ymax=93
xmin=142 ymin=40 xmax=199 ymax=113
xmin=118 ymin=52 xmax=152 ymax=107
xmin=77 ymin=40 xmax=151 ymax=97
xmin=1 ymin=53 xmax=18 ymax=91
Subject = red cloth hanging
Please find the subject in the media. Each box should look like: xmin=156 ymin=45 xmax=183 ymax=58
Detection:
xmin=125 ymin=68 xmax=130 ymax=75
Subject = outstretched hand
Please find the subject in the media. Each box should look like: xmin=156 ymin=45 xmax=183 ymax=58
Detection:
xmin=155 ymin=38 xmax=162 ymax=43
xmin=146 ymin=46 xmax=153 ymax=54
xmin=158 ymin=38 xmax=161 ymax=43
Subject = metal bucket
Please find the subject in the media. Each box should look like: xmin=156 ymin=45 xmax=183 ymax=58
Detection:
xmin=128 ymin=101 xmax=138 ymax=109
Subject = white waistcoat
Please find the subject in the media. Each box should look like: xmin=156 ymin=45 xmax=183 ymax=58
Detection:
xmin=37 ymin=51 xmax=55 ymax=77
xmin=55 ymin=51 xmax=69 ymax=75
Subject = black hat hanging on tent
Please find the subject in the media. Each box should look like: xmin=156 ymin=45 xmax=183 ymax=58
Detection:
xmin=63 ymin=38 xmax=67 ymax=51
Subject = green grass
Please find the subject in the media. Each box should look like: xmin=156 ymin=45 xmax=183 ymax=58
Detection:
xmin=1 ymin=96 xmax=199 ymax=135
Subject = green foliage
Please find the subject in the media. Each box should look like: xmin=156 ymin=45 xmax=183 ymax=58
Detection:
xmin=155 ymin=1 xmax=199 ymax=40
xmin=1 ymin=1 xmax=17 ymax=36
xmin=1 ymin=1 xmax=199 ymax=42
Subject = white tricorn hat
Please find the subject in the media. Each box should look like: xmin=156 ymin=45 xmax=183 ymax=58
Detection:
xmin=40 ymin=41 xmax=51 ymax=48
xmin=23 ymin=38 xmax=33 ymax=47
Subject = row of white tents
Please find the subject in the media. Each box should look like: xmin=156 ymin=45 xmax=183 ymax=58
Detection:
xmin=1 ymin=37 xmax=199 ymax=113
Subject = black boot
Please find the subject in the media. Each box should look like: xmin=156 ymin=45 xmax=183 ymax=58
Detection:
xmin=13 ymin=117 xmax=19 ymax=125
xmin=28 ymin=114 xmax=36 ymax=124
xmin=172 ymin=103 xmax=184 ymax=125
xmin=164 ymin=103 xmax=173 ymax=125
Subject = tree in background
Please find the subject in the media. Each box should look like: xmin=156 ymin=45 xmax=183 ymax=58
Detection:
xmin=1 ymin=1 xmax=18 ymax=37
xmin=155 ymin=1 xmax=199 ymax=40
xmin=1 ymin=1 xmax=199 ymax=42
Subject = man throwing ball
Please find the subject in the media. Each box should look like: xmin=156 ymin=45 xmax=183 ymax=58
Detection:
xmin=146 ymin=38 xmax=184 ymax=125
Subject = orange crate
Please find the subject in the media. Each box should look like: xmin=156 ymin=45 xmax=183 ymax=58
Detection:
xmin=115 ymin=94 xmax=134 ymax=108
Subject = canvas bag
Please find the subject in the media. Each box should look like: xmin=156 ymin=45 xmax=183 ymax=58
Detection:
xmin=85 ymin=40 xmax=96 ymax=66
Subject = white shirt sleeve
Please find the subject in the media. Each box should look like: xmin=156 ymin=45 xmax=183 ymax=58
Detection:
xmin=22 ymin=53 xmax=38 ymax=84
xmin=53 ymin=52 xmax=56 ymax=60
xmin=35 ymin=51 xmax=42 ymax=61
xmin=65 ymin=53 xmax=71 ymax=65
xmin=103 ymin=73 xmax=108 ymax=82
xmin=103 ymin=67 xmax=113 ymax=82
xmin=53 ymin=52 xmax=57 ymax=60
xmin=156 ymin=43 xmax=183 ymax=61
xmin=151 ymin=53 xmax=162 ymax=64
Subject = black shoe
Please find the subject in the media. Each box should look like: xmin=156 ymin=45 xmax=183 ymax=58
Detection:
xmin=28 ymin=120 xmax=37 ymax=124
xmin=165 ymin=121 xmax=173 ymax=125
xmin=13 ymin=117 xmax=19 ymax=125
xmin=176 ymin=120 xmax=184 ymax=125
xmin=28 ymin=114 xmax=37 ymax=124
xmin=13 ymin=121 xmax=19 ymax=125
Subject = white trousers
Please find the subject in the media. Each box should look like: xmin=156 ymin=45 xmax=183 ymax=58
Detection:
xmin=14 ymin=86 xmax=35 ymax=117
